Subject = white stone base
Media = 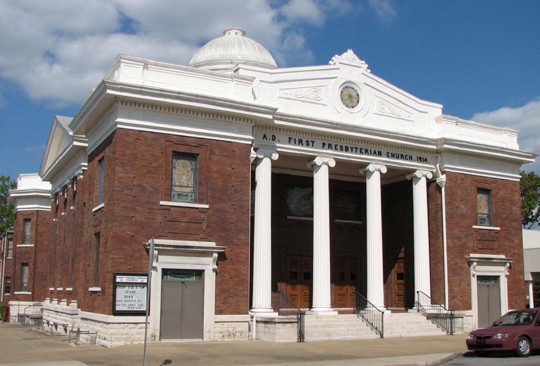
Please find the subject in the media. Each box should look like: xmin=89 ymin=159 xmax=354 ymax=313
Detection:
xmin=8 ymin=300 xmax=42 ymax=324
xmin=214 ymin=314 xmax=250 ymax=341
xmin=255 ymin=316 xmax=300 ymax=342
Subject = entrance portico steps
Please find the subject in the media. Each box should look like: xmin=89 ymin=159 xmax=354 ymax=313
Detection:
xmin=304 ymin=314 xmax=379 ymax=341
xmin=383 ymin=311 xmax=447 ymax=338
xmin=302 ymin=312 xmax=446 ymax=342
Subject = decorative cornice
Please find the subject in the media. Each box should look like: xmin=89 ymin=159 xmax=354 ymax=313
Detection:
xmin=118 ymin=100 xmax=256 ymax=126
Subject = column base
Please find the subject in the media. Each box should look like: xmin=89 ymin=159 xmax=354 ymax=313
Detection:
xmin=250 ymin=308 xmax=278 ymax=317
xmin=308 ymin=308 xmax=338 ymax=316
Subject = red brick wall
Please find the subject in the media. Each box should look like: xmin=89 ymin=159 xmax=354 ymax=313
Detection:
xmin=9 ymin=209 xmax=52 ymax=302
xmin=72 ymin=129 xmax=252 ymax=315
xmin=434 ymin=172 xmax=525 ymax=310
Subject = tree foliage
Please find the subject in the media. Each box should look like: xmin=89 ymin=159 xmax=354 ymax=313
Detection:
xmin=521 ymin=170 xmax=540 ymax=229
xmin=0 ymin=175 xmax=16 ymax=234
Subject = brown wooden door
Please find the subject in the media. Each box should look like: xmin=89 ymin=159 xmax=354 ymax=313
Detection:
xmin=286 ymin=256 xmax=311 ymax=309
xmin=393 ymin=258 xmax=405 ymax=308
xmin=332 ymin=257 xmax=357 ymax=309
xmin=386 ymin=253 xmax=405 ymax=310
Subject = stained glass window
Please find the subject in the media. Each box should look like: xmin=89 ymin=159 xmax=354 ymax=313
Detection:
xmin=172 ymin=153 xmax=198 ymax=202
xmin=23 ymin=219 xmax=31 ymax=244
xmin=477 ymin=188 xmax=492 ymax=226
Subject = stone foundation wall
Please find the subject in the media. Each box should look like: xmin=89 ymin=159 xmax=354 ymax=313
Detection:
xmin=254 ymin=316 xmax=299 ymax=342
xmin=214 ymin=315 xmax=250 ymax=341
xmin=8 ymin=300 xmax=42 ymax=324
xmin=79 ymin=312 xmax=147 ymax=347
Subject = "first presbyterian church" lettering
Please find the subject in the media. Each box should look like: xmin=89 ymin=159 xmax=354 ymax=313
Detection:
xmin=262 ymin=133 xmax=430 ymax=164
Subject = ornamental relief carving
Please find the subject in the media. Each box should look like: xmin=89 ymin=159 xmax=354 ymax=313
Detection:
xmin=279 ymin=86 xmax=326 ymax=104
xmin=375 ymin=100 xmax=413 ymax=121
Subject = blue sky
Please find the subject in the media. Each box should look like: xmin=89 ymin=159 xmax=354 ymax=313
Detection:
xmin=0 ymin=0 xmax=539 ymax=180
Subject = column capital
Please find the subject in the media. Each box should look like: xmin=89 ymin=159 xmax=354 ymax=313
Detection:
xmin=360 ymin=163 xmax=387 ymax=175
xmin=308 ymin=156 xmax=336 ymax=169
xmin=252 ymin=144 xmax=279 ymax=161
xmin=407 ymin=170 xmax=433 ymax=181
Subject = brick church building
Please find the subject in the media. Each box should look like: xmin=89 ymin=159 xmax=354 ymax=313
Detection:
xmin=3 ymin=28 xmax=535 ymax=346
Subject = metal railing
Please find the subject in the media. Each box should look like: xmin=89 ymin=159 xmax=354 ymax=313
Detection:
xmin=355 ymin=292 xmax=384 ymax=338
xmin=277 ymin=291 xmax=305 ymax=342
xmin=416 ymin=291 xmax=455 ymax=335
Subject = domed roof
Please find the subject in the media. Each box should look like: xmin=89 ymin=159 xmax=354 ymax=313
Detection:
xmin=189 ymin=28 xmax=277 ymax=71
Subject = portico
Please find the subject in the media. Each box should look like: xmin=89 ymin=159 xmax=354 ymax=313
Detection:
xmin=250 ymin=131 xmax=435 ymax=314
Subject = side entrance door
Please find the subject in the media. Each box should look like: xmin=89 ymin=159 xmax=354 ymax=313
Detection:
xmin=160 ymin=269 xmax=204 ymax=340
xmin=477 ymin=276 xmax=501 ymax=328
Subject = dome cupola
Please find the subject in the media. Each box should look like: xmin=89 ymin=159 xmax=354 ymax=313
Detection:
xmin=189 ymin=28 xmax=277 ymax=72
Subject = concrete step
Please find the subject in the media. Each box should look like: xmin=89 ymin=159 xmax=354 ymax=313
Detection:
xmin=303 ymin=314 xmax=380 ymax=341
xmin=383 ymin=312 xmax=447 ymax=338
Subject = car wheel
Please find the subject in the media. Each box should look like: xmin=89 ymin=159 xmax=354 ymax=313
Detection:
xmin=516 ymin=336 xmax=531 ymax=357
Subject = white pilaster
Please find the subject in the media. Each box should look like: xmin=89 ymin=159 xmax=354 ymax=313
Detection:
xmin=309 ymin=156 xmax=336 ymax=314
xmin=408 ymin=170 xmax=433 ymax=300
xmin=360 ymin=164 xmax=387 ymax=310
xmin=251 ymin=146 xmax=278 ymax=314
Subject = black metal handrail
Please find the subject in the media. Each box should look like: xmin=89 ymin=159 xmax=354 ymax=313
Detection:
xmin=277 ymin=291 xmax=305 ymax=342
xmin=416 ymin=291 xmax=455 ymax=335
xmin=355 ymin=292 xmax=384 ymax=338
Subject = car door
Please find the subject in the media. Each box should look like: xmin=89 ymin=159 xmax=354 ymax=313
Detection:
xmin=533 ymin=311 xmax=540 ymax=347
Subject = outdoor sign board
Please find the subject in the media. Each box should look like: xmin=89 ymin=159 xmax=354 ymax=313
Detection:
xmin=113 ymin=273 xmax=148 ymax=315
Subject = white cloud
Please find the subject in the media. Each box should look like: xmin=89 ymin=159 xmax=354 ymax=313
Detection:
xmin=280 ymin=0 xmax=325 ymax=26
xmin=368 ymin=0 xmax=397 ymax=22
xmin=472 ymin=99 xmax=540 ymax=173
xmin=0 ymin=0 xmax=381 ymax=108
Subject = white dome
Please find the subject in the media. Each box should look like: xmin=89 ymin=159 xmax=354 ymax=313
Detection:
xmin=189 ymin=28 xmax=277 ymax=71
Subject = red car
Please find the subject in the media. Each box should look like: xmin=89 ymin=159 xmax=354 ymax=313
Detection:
xmin=466 ymin=308 xmax=540 ymax=357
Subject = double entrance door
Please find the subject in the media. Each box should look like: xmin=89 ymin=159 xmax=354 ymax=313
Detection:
xmin=285 ymin=256 xmax=358 ymax=310
xmin=477 ymin=276 xmax=501 ymax=328
xmin=160 ymin=269 xmax=204 ymax=340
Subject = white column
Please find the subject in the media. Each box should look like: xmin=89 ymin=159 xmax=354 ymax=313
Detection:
xmin=361 ymin=164 xmax=387 ymax=310
xmin=528 ymin=281 xmax=535 ymax=308
xmin=309 ymin=156 xmax=336 ymax=314
xmin=408 ymin=170 xmax=433 ymax=300
xmin=251 ymin=146 xmax=278 ymax=314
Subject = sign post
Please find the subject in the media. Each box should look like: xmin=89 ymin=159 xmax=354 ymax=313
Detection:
xmin=143 ymin=238 xmax=155 ymax=366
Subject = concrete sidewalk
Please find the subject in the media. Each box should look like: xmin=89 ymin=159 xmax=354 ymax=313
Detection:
xmin=0 ymin=322 xmax=467 ymax=366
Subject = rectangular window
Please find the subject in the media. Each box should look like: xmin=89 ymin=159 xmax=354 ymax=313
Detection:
xmin=97 ymin=158 xmax=105 ymax=205
xmin=92 ymin=233 xmax=101 ymax=287
xmin=7 ymin=239 xmax=13 ymax=259
xmin=23 ymin=219 xmax=31 ymax=244
xmin=477 ymin=188 xmax=492 ymax=226
xmin=4 ymin=277 xmax=11 ymax=295
xmin=171 ymin=152 xmax=198 ymax=202
xmin=20 ymin=263 xmax=29 ymax=292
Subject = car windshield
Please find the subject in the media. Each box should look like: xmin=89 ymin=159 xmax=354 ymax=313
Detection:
xmin=493 ymin=311 xmax=536 ymax=326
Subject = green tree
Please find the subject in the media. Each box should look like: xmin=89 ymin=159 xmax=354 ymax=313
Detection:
xmin=0 ymin=175 xmax=16 ymax=234
xmin=521 ymin=170 xmax=540 ymax=229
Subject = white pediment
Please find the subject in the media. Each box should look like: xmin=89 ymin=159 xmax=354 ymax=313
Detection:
xmin=40 ymin=115 xmax=73 ymax=176
xmin=248 ymin=58 xmax=442 ymax=141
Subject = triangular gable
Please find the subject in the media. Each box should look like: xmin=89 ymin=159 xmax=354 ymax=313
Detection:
xmin=40 ymin=115 xmax=73 ymax=177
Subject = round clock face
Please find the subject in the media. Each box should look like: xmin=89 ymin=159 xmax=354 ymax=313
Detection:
xmin=340 ymin=85 xmax=360 ymax=109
